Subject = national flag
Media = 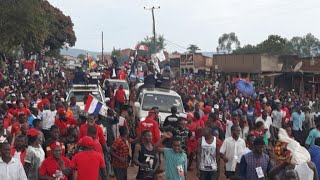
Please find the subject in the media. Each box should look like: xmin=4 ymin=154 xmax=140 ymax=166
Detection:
xmin=89 ymin=61 xmax=98 ymax=70
xmin=84 ymin=94 xmax=108 ymax=116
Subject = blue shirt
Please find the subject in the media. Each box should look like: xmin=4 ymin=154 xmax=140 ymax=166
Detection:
xmin=28 ymin=115 xmax=36 ymax=128
xmin=309 ymin=144 xmax=320 ymax=178
xmin=306 ymin=129 xmax=320 ymax=146
xmin=291 ymin=112 xmax=305 ymax=131
xmin=163 ymin=148 xmax=187 ymax=180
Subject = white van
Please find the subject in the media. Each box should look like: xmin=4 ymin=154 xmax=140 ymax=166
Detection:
xmin=134 ymin=88 xmax=184 ymax=126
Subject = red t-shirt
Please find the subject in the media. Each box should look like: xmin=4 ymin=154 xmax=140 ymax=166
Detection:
xmin=71 ymin=151 xmax=105 ymax=180
xmin=37 ymin=98 xmax=50 ymax=111
xmin=11 ymin=122 xmax=28 ymax=136
xmin=137 ymin=116 xmax=160 ymax=144
xmin=7 ymin=108 xmax=17 ymax=117
xmin=39 ymin=156 xmax=71 ymax=180
xmin=54 ymin=118 xmax=77 ymax=137
xmin=115 ymin=89 xmax=125 ymax=103
xmin=16 ymin=108 xmax=31 ymax=117
xmin=3 ymin=113 xmax=13 ymax=129
xmin=79 ymin=124 xmax=106 ymax=145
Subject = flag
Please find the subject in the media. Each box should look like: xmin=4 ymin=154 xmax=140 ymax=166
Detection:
xmin=156 ymin=50 xmax=166 ymax=62
xmin=84 ymin=94 xmax=108 ymax=116
xmin=89 ymin=61 xmax=98 ymax=70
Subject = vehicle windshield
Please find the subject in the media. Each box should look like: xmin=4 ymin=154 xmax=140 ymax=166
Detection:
xmin=68 ymin=91 xmax=102 ymax=102
xmin=109 ymin=81 xmax=129 ymax=90
xmin=142 ymin=93 xmax=183 ymax=113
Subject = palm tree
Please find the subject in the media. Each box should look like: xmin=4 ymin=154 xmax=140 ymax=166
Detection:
xmin=187 ymin=44 xmax=201 ymax=53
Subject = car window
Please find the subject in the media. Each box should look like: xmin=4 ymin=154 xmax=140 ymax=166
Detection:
xmin=141 ymin=93 xmax=183 ymax=113
xmin=69 ymin=91 xmax=102 ymax=102
xmin=109 ymin=81 xmax=129 ymax=90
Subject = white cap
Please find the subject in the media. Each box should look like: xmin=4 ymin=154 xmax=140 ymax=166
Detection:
xmin=213 ymin=104 xmax=219 ymax=109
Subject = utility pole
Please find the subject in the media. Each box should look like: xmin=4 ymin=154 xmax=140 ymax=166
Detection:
xmin=102 ymin=31 xmax=106 ymax=65
xmin=144 ymin=6 xmax=160 ymax=53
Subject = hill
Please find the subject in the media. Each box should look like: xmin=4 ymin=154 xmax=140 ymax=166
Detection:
xmin=60 ymin=48 xmax=100 ymax=58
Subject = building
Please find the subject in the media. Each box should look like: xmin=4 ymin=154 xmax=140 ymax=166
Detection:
xmin=212 ymin=53 xmax=320 ymax=97
xmin=180 ymin=53 xmax=213 ymax=75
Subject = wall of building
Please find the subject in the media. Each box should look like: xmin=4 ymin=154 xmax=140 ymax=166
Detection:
xmin=213 ymin=54 xmax=262 ymax=73
xmin=260 ymin=54 xmax=283 ymax=72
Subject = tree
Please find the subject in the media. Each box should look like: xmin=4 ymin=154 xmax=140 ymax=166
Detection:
xmin=216 ymin=32 xmax=240 ymax=54
xmin=139 ymin=35 xmax=166 ymax=54
xmin=233 ymin=44 xmax=258 ymax=54
xmin=0 ymin=0 xmax=49 ymax=58
xmin=41 ymin=1 xmax=76 ymax=53
xmin=111 ymin=47 xmax=121 ymax=57
xmin=0 ymin=0 xmax=76 ymax=59
xmin=187 ymin=44 xmax=201 ymax=53
xmin=287 ymin=33 xmax=320 ymax=57
xmin=256 ymin=35 xmax=288 ymax=55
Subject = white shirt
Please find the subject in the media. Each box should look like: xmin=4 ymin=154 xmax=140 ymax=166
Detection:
xmin=41 ymin=110 xmax=57 ymax=130
xmin=256 ymin=116 xmax=272 ymax=138
xmin=220 ymin=137 xmax=246 ymax=171
xmin=271 ymin=110 xmax=286 ymax=128
xmin=225 ymin=120 xmax=234 ymax=139
xmin=237 ymin=147 xmax=251 ymax=163
xmin=0 ymin=157 xmax=27 ymax=180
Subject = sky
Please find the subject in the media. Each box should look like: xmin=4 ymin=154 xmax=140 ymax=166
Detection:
xmin=48 ymin=0 xmax=320 ymax=53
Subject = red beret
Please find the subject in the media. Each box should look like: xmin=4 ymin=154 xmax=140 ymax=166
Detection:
xmin=49 ymin=141 xmax=63 ymax=150
xmin=78 ymin=136 xmax=93 ymax=148
xmin=27 ymin=128 xmax=40 ymax=137
xmin=57 ymin=108 xmax=65 ymax=115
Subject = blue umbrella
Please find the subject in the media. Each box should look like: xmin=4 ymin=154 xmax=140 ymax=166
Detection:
xmin=235 ymin=80 xmax=255 ymax=97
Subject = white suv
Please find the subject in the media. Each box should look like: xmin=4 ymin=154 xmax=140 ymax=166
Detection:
xmin=134 ymin=88 xmax=184 ymax=126
xmin=66 ymin=84 xmax=106 ymax=110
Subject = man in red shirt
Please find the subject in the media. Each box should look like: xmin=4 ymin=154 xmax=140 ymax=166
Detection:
xmin=71 ymin=136 xmax=107 ymax=180
xmin=137 ymin=110 xmax=161 ymax=145
xmin=79 ymin=114 xmax=106 ymax=146
xmin=11 ymin=113 xmax=29 ymax=138
xmin=43 ymin=125 xmax=66 ymax=158
xmin=111 ymin=126 xmax=130 ymax=180
xmin=10 ymin=134 xmax=27 ymax=166
xmin=39 ymin=142 xmax=72 ymax=180
xmin=115 ymin=84 xmax=126 ymax=113
xmin=16 ymin=101 xmax=31 ymax=117
xmin=54 ymin=108 xmax=77 ymax=138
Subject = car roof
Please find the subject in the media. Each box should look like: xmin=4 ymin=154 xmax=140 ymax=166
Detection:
xmin=70 ymin=84 xmax=101 ymax=92
xmin=141 ymin=88 xmax=180 ymax=97
xmin=105 ymin=79 xmax=128 ymax=83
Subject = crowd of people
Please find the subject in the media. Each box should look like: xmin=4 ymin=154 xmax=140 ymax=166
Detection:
xmin=1 ymin=58 xmax=320 ymax=180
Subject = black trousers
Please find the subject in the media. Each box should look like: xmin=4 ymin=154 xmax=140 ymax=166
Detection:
xmin=114 ymin=167 xmax=127 ymax=180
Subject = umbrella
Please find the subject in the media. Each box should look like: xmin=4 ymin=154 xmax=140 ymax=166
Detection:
xmin=235 ymin=80 xmax=255 ymax=97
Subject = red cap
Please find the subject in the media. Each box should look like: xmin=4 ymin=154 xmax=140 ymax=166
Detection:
xmin=203 ymin=106 xmax=212 ymax=113
xmin=49 ymin=141 xmax=63 ymax=150
xmin=78 ymin=136 xmax=93 ymax=148
xmin=57 ymin=108 xmax=65 ymax=115
xmin=27 ymin=128 xmax=40 ymax=137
